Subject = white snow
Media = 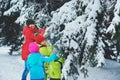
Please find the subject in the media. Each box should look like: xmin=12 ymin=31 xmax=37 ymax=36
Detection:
xmin=0 ymin=47 xmax=120 ymax=80
xmin=4 ymin=0 xmax=24 ymax=16
xmin=0 ymin=47 xmax=30 ymax=80
xmin=78 ymin=59 xmax=120 ymax=80
xmin=50 ymin=0 xmax=77 ymax=24
xmin=106 ymin=0 xmax=120 ymax=38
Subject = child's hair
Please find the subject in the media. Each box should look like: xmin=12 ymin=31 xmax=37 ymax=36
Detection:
xmin=29 ymin=42 xmax=39 ymax=52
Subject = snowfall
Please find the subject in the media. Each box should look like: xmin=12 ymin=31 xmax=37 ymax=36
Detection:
xmin=0 ymin=46 xmax=120 ymax=80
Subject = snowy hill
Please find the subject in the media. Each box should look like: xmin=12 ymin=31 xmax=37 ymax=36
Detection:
xmin=0 ymin=46 xmax=120 ymax=80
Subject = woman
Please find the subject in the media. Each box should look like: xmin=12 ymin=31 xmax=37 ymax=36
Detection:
xmin=21 ymin=19 xmax=46 ymax=80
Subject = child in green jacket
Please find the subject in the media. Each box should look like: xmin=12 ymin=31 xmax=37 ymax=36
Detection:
xmin=39 ymin=43 xmax=64 ymax=80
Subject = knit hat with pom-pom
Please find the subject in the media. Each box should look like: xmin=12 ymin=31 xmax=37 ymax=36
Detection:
xmin=29 ymin=42 xmax=39 ymax=52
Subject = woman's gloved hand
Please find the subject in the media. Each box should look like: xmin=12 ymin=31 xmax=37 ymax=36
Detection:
xmin=34 ymin=32 xmax=39 ymax=36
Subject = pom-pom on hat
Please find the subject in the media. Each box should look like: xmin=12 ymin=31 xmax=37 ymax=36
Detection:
xmin=34 ymin=34 xmax=45 ymax=44
xmin=29 ymin=42 xmax=39 ymax=52
xmin=26 ymin=19 xmax=35 ymax=26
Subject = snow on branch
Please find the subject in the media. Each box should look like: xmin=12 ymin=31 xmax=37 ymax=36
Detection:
xmin=106 ymin=0 xmax=120 ymax=38
xmin=4 ymin=0 xmax=24 ymax=16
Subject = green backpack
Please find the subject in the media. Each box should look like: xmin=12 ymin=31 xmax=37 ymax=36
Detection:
xmin=48 ymin=57 xmax=64 ymax=79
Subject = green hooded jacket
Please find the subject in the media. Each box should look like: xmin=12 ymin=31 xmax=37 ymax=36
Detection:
xmin=39 ymin=44 xmax=64 ymax=79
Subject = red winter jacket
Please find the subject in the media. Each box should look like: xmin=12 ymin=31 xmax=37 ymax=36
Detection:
xmin=21 ymin=26 xmax=46 ymax=60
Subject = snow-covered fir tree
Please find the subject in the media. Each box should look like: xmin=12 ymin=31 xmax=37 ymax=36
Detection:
xmin=46 ymin=0 xmax=106 ymax=79
xmin=0 ymin=0 xmax=120 ymax=80
xmin=106 ymin=0 xmax=120 ymax=62
xmin=0 ymin=0 xmax=70 ymax=54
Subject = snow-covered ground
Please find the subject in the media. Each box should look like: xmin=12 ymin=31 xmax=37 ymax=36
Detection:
xmin=0 ymin=46 xmax=120 ymax=80
xmin=0 ymin=47 xmax=30 ymax=80
xmin=79 ymin=59 xmax=120 ymax=80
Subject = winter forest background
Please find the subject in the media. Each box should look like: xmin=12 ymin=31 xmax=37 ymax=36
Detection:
xmin=0 ymin=0 xmax=120 ymax=80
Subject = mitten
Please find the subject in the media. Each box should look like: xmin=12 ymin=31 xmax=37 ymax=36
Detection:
xmin=53 ymin=47 xmax=61 ymax=57
xmin=34 ymin=32 xmax=39 ymax=36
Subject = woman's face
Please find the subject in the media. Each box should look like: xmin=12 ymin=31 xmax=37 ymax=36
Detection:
xmin=29 ymin=24 xmax=36 ymax=29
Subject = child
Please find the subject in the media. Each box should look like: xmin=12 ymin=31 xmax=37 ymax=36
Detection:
xmin=27 ymin=42 xmax=58 ymax=80
xmin=39 ymin=42 xmax=54 ymax=80
xmin=38 ymin=41 xmax=64 ymax=80
xmin=34 ymin=34 xmax=54 ymax=80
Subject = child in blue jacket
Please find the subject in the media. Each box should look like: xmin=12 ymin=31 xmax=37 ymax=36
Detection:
xmin=27 ymin=42 xmax=58 ymax=80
